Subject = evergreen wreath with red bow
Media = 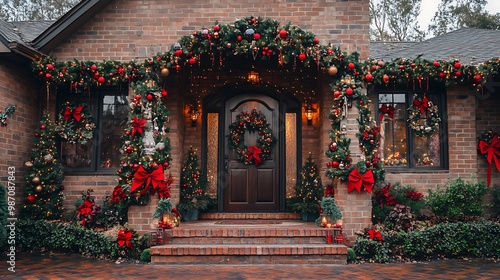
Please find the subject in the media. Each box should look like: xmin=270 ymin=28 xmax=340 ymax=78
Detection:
xmin=227 ymin=109 xmax=276 ymax=167
xmin=55 ymin=102 xmax=95 ymax=144
xmin=407 ymin=94 xmax=440 ymax=137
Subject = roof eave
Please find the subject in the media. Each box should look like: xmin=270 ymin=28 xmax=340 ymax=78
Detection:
xmin=8 ymin=42 xmax=43 ymax=60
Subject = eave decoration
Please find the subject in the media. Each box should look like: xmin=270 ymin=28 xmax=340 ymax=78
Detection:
xmin=31 ymin=16 xmax=500 ymax=199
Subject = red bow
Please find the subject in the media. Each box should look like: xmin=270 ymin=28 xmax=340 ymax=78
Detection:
xmin=131 ymin=116 xmax=147 ymax=136
xmin=379 ymin=104 xmax=395 ymax=122
xmin=64 ymin=106 xmax=83 ymax=122
xmin=478 ymin=135 xmax=500 ymax=187
xmin=368 ymin=228 xmax=382 ymax=242
xmin=117 ymin=229 xmax=134 ymax=250
xmin=413 ymin=96 xmax=429 ymax=115
xmin=325 ymin=185 xmax=335 ymax=197
xmin=347 ymin=169 xmax=375 ymax=193
xmin=130 ymin=165 xmax=165 ymax=193
xmin=246 ymin=145 xmax=263 ymax=166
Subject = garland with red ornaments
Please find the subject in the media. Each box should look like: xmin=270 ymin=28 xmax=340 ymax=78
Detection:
xmin=227 ymin=109 xmax=276 ymax=167
xmin=477 ymin=129 xmax=500 ymax=187
xmin=55 ymin=102 xmax=95 ymax=145
xmin=407 ymin=94 xmax=441 ymax=138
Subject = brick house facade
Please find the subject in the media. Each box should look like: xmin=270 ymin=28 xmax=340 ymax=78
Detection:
xmin=1 ymin=0 xmax=498 ymax=240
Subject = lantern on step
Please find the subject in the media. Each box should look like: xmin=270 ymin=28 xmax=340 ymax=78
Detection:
xmin=156 ymin=228 xmax=164 ymax=245
xmin=325 ymin=222 xmax=334 ymax=244
xmin=320 ymin=213 xmax=331 ymax=227
xmin=149 ymin=230 xmax=158 ymax=246
xmin=159 ymin=212 xmax=176 ymax=229
xmin=333 ymin=223 xmax=344 ymax=244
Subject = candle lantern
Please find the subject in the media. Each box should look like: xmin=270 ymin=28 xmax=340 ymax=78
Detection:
xmin=320 ymin=213 xmax=331 ymax=227
xmin=149 ymin=230 xmax=158 ymax=246
xmin=325 ymin=225 xmax=334 ymax=244
xmin=333 ymin=227 xmax=343 ymax=244
xmin=159 ymin=212 xmax=176 ymax=229
xmin=156 ymin=228 xmax=164 ymax=245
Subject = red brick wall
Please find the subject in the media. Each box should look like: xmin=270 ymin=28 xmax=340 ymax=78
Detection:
xmin=0 ymin=59 xmax=40 ymax=214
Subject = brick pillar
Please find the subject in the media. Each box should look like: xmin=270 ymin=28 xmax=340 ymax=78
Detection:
xmin=128 ymin=195 xmax=159 ymax=235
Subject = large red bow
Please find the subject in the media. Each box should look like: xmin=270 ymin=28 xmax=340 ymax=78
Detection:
xmin=368 ymin=228 xmax=382 ymax=242
xmin=131 ymin=116 xmax=147 ymax=136
xmin=478 ymin=135 xmax=500 ymax=187
xmin=413 ymin=96 xmax=430 ymax=115
xmin=64 ymin=106 xmax=83 ymax=122
xmin=117 ymin=229 xmax=134 ymax=250
xmin=130 ymin=165 xmax=165 ymax=193
xmin=379 ymin=104 xmax=395 ymax=122
xmin=347 ymin=169 xmax=374 ymax=193
xmin=247 ymin=145 xmax=263 ymax=166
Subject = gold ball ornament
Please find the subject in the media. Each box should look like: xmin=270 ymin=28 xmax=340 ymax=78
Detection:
xmin=44 ymin=154 xmax=54 ymax=163
xmin=24 ymin=161 xmax=33 ymax=167
xmin=160 ymin=67 xmax=170 ymax=77
xmin=328 ymin=66 xmax=338 ymax=76
xmin=32 ymin=176 xmax=41 ymax=185
xmin=35 ymin=185 xmax=43 ymax=193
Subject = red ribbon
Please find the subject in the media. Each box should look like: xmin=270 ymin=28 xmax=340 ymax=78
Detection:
xmin=347 ymin=169 xmax=375 ymax=193
xmin=478 ymin=135 xmax=500 ymax=187
xmin=413 ymin=96 xmax=429 ymax=115
xmin=130 ymin=165 xmax=165 ymax=193
xmin=64 ymin=106 xmax=83 ymax=122
xmin=117 ymin=229 xmax=134 ymax=250
xmin=368 ymin=228 xmax=382 ymax=242
xmin=379 ymin=104 xmax=395 ymax=122
xmin=131 ymin=116 xmax=146 ymax=136
xmin=247 ymin=145 xmax=263 ymax=166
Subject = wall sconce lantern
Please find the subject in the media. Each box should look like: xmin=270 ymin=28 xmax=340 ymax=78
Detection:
xmin=189 ymin=105 xmax=200 ymax=127
xmin=304 ymin=104 xmax=317 ymax=126
xmin=247 ymin=69 xmax=260 ymax=84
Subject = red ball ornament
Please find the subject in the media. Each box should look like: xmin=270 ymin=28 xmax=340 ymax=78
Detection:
xmin=364 ymin=73 xmax=373 ymax=83
xmin=254 ymin=33 xmax=261 ymax=41
xmin=237 ymin=35 xmax=243 ymax=42
xmin=330 ymin=142 xmax=338 ymax=151
xmin=97 ymin=76 xmax=105 ymax=83
xmin=326 ymin=162 xmax=332 ymax=168
xmin=163 ymin=162 xmax=169 ymax=168
xmin=26 ymin=194 xmax=36 ymax=204
xmin=366 ymin=160 xmax=372 ymax=167
xmin=45 ymin=73 xmax=52 ymax=80
xmin=175 ymin=65 xmax=181 ymax=71
xmin=348 ymin=62 xmax=355 ymax=70
xmin=474 ymin=74 xmax=482 ymax=83
xmin=175 ymin=49 xmax=183 ymax=57
xmin=91 ymin=64 xmax=97 ymax=71
xmin=279 ymin=29 xmax=287 ymax=38
xmin=439 ymin=71 xmax=446 ymax=79
xmin=193 ymin=174 xmax=198 ymax=178
xmin=161 ymin=89 xmax=168 ymax=97
xmin=151 ymin=162 xmax=158 ymax=169
xmin=378 ymin=60 xmax=385 ymax=67
xmin=410 ymin=63 xmax=416 ymax=68
xmin=455 ymin=71 xmax=462 ymax=77
xmin=147 ymin=94 xmax=153 ymax=101
xmin=189 ymin=58 xmax=196 ymax=65
xmin=333 ymin=90 xmax=341 ymax=99
xmin=331 ymin=161 xmax=339 ymax=168
xmin=126 ymin=146 xmax=133 ymax=153
xmin=40 ymin=125 xmax=46 ymax=130
xmin=382 ymin=74 xmax=390 ymax=83
xmin=235 ymin=138 xmax=240 ymax=143
xmin=398 ymin=64 xmax=405 ymax=70
xmin=135 ymin=94 xmax=141 ymax=100
xmin=214 ymin=25 xmax=220 ymax=32
xmin=369 ymin=139 xmax=375 ymax=145
xmin=46 ymin=63 xmax=54 ymax=71
xmin=327 ymin=49 xmax=333 ymax=55
xmin=433 ymin=61 xmax=440 ymax=68
xmin=133 ymin=163 xmax=140 ymax=169
xmin=298 ymin=53 xmax=306 ymax=61
xmin=125 ymin=131 xmax=131 ymax=136
xmin=35 ymin=133 xmax=40 ymax=137
xmin=313 ymin=38 xmax=319 ymax=44
xmin=454 ymin=61 xmax=461 ymax=69
xmin=346 ymin=88 xmax=354 ymax=96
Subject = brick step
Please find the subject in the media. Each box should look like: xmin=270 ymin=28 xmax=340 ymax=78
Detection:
xmin=167 ymin=236 xmax=326 ymax=245
xmin=150 ymin=244 xmax=347 ymax=265
xmin=199 ymin=212 xmax=302 ymax=220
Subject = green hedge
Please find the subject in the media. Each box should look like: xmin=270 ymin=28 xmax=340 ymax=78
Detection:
xmin=353 ymin=220 xmax=500 ymax=263
xmin=15 ymin=219 xmax=147 ymax=259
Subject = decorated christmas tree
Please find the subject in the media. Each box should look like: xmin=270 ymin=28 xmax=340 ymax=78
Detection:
xmin=177 ymin=147 xmax=212 ymax=216
xmin=289 ymin=154 xmax=323 ymax=216
xmin=20 ymin=111 xmax=65 ymax=220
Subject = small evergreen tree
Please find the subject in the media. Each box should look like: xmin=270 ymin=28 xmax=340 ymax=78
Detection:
xmin=177 ymin=147 xmax=211 ymax=212
xmin=20 ymin=111 xmax=65 ymax=220
xmin=289 ymin=154 xmax=323 ymax=214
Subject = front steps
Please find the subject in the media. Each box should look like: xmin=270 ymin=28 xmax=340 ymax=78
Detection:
xmin=150 ymin=213 xmax=347 ymax=265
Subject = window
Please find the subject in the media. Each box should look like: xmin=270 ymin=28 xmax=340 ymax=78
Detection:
xmin=58 ymin=86 xmax=128 ymax=173
xmin=377 ymin=85 xmax=447 ymax=170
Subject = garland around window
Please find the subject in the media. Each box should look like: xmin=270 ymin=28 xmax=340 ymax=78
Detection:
xmin=55 ymin=102 xmax=96 ymax=145
xmin=227 ymin=109 xmax=276 ymax=167
xmin=407 ymin=94 xmax=440 ymax=138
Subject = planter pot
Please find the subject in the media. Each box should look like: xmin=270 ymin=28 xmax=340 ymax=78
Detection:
xmin=180 ymin=209 xmax=199 ymax=221
xmin=301 ymin=211 xmax=319 ymax=222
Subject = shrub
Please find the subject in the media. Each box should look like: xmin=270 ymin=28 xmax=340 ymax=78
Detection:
xmin=346 ymin=248 xmax=356 ymax=263
xmin=372 ymin=183 xmax=425 ymax=223
xmin=351 ymin=236 xmax=390 ymax=263
xmin=426 ymin=177 xmax=489 ymax=221
xmin=140 ymin=248 xmax=151 ymax=262
xmin=491 ymin=185 xmax=500 ymax=217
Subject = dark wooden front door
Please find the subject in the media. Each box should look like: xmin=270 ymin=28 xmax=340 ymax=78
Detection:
xmin=223 ymin=94 xmax=279 ymax=212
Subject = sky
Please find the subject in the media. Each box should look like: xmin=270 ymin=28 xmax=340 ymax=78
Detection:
xmin=418 ymin=0 xmax=500 ymax=30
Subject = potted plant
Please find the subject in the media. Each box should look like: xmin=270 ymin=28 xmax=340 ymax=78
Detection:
xmin=287 ymin=155 xmax=323 ymax=221
xmin=316 ymin=196 xmax=343 ymax=226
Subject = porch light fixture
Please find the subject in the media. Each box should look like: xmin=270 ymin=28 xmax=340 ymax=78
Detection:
xmin=304 ymin=103 xmax=317 ymax=126
xmin=247 ymin=69 xmax=260 ymax=84
xmin=189 ymin=105 xmax=200 ymax=127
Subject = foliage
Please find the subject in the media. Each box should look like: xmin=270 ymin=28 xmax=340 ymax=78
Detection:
xmin=288 ymin=155 xmax=323 ymax=214
xmin=385 ymin=204 xmax=417 ymax=232
xmin=426 ymin=177 xmax=489 ymax=221
xmin=353 ymin=220 xmax=500 ymax=262
xmin=153 ymin=198 xmax=173 ymax=219
xmin=346 ymin=248 xmax=356 ymax=263
xmin=55 ymin=102 xmax=95 ymax=145
xmin=0 ymin=105 xmax=16 ymax=126
xmin=319 ymin=197 xmax=343 ymax=222
xmin=75 ymin=189 xmax=101 ymax=228
xmin=0 ymin=184 xmax=7 ymax=249
xmin=370 ymin=0 xmax=426 ymax=41
xmin=429 ymin=0 xmax=500 ymax=37
xmin=16 ymin=219 xmax=148 ymax=259
xmin=140 ymin=248 xmax=151 ymax=262
xmin=491 ymin=185 xmax=500 ymax=216
xmin=20 ymin=111 xmax=65 ymax=220
xmin=372 ymin=183 xmax=425 ymax=223
xmin=0 ymin=0 xmax=79 ymax=21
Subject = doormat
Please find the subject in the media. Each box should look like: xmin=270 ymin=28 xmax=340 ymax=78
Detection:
xmin=214 ymin=220 xmax=283 ymax=225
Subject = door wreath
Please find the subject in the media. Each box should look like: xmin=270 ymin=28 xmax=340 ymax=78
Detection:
xmin=227 ymin=109 xmax=276 ymax=166
xmin=55 ymin=102 xmax=95 ymax=145
xmin=407 ymin=94 xmax=440 ymax=137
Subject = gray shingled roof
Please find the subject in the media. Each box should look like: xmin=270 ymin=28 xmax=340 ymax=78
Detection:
xmin=0 ymin=19 xmax=54 ymax=46
xmin=370 ymin=28 xmax=500 ymax=64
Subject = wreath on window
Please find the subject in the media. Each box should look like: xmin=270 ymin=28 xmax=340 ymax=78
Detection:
xmin=55 ymin=102 xmax=96 ymax=145
xmin=227 ymin=109 xmax=276 ymax=166
xmin=407 ymin=94 xmax=440 ymax=137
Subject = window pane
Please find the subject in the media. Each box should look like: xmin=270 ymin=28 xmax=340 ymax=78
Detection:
xmin=379 ymin=93 xmax=408 ymax=167
xmin=413 ymin=128 xmax=441 ymax=167
xmin=100 ymin=94 xmax=128 ymax=169
xmin=61 ymin=141 xmax=92 ymax=168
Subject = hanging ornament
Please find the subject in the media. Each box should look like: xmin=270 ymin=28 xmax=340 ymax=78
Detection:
xmin=26 ymin=195 xmax=36 ymax=204
xmin=279 ymin=29 xmax=287 ymax=38
xmin=24 ymin=161 xmax=33 ymax=167
xmin=161 ymin=68 xmax=169 ymax=77
xmin=35 ymin=185 xmax=43 ymax=193
xmin=43 ymin=154 xmax=54 ymax=163
xmin=328 ymin=66 xmax=338 ymax=76
xmin=32 ymin=177 xmax=41 ymax=185
xmin=244 ymin=28 xmax=255 ymax=41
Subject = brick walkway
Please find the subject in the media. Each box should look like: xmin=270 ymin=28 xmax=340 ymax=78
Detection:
xmin=1 ymin=252 xmax=499 ymax=279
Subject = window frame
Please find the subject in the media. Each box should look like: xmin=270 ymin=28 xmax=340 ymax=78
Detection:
xmin=56 ymin=85 xmax=129 ymax=175
xmin=374 ymin=83 xmax=448 ymax=171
